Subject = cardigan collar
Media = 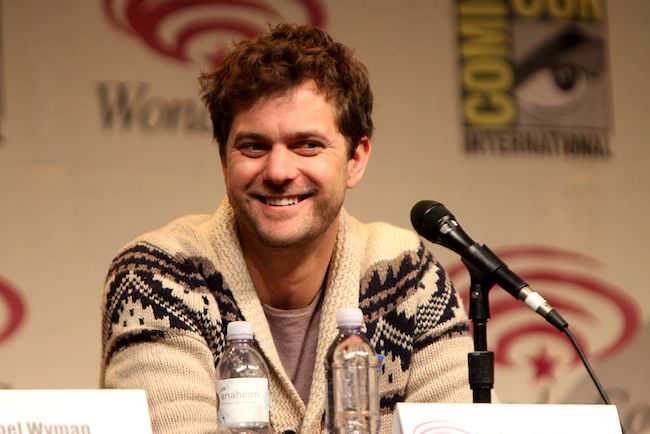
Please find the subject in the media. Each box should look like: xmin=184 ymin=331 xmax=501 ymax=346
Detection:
xmin=208 ymin=198 xmax=363 ymax=431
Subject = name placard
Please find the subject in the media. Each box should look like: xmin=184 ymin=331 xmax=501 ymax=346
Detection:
xmin=0 ymin=390 xmax=152 ymax=434
xmin=392 ymin=402 xmax=622 ymax=434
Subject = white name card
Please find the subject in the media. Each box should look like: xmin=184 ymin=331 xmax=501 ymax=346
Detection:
xmin=392 ymin=402 xmax=622 ymax=434
xmin=0 ymin=390 xmax=152 ymax=434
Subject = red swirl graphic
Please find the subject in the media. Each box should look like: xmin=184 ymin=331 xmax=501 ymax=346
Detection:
xmin=0 ymin=276 xmax=26 ymax=344
xmin=413 ymin=420 xmax=473 ymax=434
xmin=447 ymin=246 xmax=640 ymax=381
xmin=104 ymin=0 xmax=327 ymax=68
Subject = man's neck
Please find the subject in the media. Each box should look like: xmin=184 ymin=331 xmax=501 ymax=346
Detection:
xmin=239 ymin=222 xmax=339 ymax=310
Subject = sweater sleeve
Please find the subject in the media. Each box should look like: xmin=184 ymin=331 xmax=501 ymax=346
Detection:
xmin=405 ymin=255 xmax=474 ymax=404
xmin=103 ymin=332 xmax=218 ymax=434
xmin=100 ymin=242 xmax=229 ymax=434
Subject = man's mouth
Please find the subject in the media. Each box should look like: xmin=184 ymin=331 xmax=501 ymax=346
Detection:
xmin=254 ymin=194 xmax=312 ymax=207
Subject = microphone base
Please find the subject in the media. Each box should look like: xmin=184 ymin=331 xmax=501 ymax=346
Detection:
xmin=468 ymin=351 xmax=494 ymax=404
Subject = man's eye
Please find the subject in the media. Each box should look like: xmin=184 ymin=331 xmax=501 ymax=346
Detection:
xmin=239 ymin=143 xmax=267 ymax=156
xmin=295 ymin=142 xmax=323 ymax=155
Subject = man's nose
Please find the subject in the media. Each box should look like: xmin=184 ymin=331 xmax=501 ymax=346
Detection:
xmin=262 ymin=145 xmax=299 ymax=185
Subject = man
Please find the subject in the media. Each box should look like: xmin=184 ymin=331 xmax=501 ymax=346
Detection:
xmin=101 ymin=24 xmax=472 ymax=434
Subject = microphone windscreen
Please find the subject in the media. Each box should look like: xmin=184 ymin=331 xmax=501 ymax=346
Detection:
xmin=410 ymin=200 xmax=452 ymax=240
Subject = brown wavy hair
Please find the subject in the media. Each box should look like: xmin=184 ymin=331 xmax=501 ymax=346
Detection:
xmin=200 ymin=24 xmax=374 ymax=159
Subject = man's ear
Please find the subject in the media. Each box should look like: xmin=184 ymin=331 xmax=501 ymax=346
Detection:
xmin=219 ymin=143 xmax=229 ymax=171
xmin=220 ymin=152 xmax=227 ymax=171
xmin=346 ymin=136 xmax=372 ymax=188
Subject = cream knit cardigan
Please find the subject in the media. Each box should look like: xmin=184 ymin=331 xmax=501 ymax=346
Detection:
xmin=101 ymin=200 xmax=472 ymax=434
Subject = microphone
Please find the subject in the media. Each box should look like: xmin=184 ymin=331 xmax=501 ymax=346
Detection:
xmin=410 ymin=200 xmax=568 ymax=331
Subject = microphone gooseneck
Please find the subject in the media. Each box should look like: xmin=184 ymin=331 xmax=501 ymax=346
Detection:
xmin=411 ymin=200 xmax=568 ymax=331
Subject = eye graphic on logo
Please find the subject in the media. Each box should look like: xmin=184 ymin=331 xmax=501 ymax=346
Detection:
xmin=413 ymin=420 xmax=474 ymax=434
xmin=103 ymin=0 xmax=327 ymax=68
xmin=513 ymin=24 xmax=609 ymax=128
xmin=447 ymin=246 xmax=640 ymax=383
xmin=0 ymin=276 xmax=26 ymax=345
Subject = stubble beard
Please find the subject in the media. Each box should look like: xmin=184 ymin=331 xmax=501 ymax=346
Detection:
xmin=233 ymin=193 xmax=344 ymax=250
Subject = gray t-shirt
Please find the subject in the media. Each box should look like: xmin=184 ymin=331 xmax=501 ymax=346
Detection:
xmin=262 ymin=291 xmax=323 ymax=406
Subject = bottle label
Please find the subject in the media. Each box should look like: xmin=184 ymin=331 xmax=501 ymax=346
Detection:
xmin=217 ymin=378 xmax=269 ymax=427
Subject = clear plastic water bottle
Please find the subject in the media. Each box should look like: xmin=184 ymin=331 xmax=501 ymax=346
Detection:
xmin=325 ymin=308 xmax=380 ymax=434
xmin=216 ymin=321 xmax=270 ymax=434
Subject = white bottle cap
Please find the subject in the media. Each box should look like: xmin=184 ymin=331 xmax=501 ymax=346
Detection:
xmin=336 ymin=308 xmax=363 ymax=327
xmin=226 ymin=321 xmax=254 ymax=340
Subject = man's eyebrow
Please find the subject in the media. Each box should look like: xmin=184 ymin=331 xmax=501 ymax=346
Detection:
xmin=287 ymin=131 xmax=330 ymax=143
xmin=232 ymin=130 xmax=331 ymax=144
xmin=232 ymin=132 xmax=268 ymax=144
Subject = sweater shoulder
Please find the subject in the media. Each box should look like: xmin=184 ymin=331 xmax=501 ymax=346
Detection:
xmin=124 ymin=213 xmax=217 ymax=258
xmin=349 ymin=219 xmax=426 ymax=270
xmin=104 ymin=213 xmax=220 ymax=288
xmin=353 ymin=218 xmax=466 ymax=334
xmin=101 ymin=213 xmax=236 ymax=367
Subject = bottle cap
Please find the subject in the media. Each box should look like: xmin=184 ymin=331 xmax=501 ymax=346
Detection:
xmin=336 ymin=308 xmax=363 ymax=327
xmin=226 ymin=321 xmax=254 ymax=340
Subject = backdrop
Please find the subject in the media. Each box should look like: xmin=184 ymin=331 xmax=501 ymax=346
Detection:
xmin=1 ymin=1 xmax=649 ymax=432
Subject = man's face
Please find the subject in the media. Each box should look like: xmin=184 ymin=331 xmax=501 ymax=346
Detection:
xmin=222 ymin=81 xmax=370 ymax=249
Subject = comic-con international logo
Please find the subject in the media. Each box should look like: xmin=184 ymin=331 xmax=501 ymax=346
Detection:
xmin=456 ymin=0 xmax=612 ymax=157
xmin=447 ymin=246 xmax=640 ymax=402
xmin=0 ymin=277 xmax=26 ymax=345
xmin=103 ymin=0 xmax=327 ymax=68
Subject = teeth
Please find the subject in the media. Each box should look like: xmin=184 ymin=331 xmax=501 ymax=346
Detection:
xmin=265 ymin=196 xmax=300 ymax=206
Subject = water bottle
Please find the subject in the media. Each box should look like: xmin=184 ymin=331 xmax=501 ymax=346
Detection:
xmin=325 ymin=308 xmax=380 ymax=434
xmin=216 ymin=321 xmax=270 ymax=434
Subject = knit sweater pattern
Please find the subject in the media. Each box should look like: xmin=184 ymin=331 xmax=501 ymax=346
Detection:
xmin=100 ymin=200 xmax=473 ymax=434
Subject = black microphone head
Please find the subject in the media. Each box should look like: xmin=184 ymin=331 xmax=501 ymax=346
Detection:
xmin=410 ymin=200 xmax=455 ymax=241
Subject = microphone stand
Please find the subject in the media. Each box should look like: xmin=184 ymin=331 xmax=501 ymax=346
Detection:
xmin=461 ymin=258 xmax=616 ymax=408
xmin=464 ymin=258 xmax=495 ymax=403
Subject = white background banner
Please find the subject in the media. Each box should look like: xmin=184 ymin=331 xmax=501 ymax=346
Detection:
xmin=1 ymin=1 xmax=649 ymax=432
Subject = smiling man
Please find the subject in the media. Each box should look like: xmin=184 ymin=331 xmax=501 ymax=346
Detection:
xmin=222 ymin=79 xmax=370 ymax=310
xmin=101 ymin=24 xmax=472 ymax=434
